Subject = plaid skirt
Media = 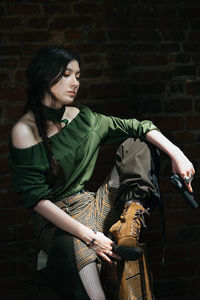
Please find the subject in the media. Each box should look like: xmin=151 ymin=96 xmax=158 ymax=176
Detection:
xmin=32 ymin=178 xmax=121 ymax=272
xmin=57 ymin=180 xmax=121 ymax=271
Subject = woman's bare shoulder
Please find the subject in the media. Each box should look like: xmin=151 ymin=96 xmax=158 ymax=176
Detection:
xmin=11 ymin=112 xmax=40 ymax=149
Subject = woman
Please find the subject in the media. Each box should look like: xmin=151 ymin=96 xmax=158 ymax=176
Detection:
xmin=9 ymin=45 xmax=194 ymax=300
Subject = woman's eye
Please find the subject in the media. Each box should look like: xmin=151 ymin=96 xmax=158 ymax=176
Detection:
xmin=63 ymin=74 xmax=70 ymax=77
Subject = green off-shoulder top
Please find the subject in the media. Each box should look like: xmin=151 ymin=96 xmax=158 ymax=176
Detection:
xmin=9 ymin=106 xmax=159 ymax=208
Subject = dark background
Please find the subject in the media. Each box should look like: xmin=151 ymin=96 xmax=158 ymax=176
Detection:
xmin=0 ymin=0 xmax=200 ymax=299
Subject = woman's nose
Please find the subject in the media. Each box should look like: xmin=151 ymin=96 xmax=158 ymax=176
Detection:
xmin=71 ymin=75 xmax=79 ymax=87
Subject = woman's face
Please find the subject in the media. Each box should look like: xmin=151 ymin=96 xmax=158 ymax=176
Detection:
xmin=49 ymin=60 xmax=80 ymax=108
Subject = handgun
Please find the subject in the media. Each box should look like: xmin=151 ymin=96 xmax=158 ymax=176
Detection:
xmin=170 ymin=173 xmax=198 ymax=209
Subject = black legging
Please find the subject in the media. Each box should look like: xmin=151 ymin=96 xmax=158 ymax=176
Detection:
xmin=46 ymin=228 xmax=90 ymax=300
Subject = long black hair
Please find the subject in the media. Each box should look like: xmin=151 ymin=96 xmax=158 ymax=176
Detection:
xmin=25 ymin=45 xmax=81 ymax=185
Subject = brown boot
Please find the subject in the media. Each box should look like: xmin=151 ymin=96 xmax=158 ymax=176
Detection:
xmin=109 ymin=201 xmax=150 ymax=261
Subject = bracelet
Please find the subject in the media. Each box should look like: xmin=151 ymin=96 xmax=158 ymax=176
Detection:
xmin=87 ymin=238 xmax=96 ymax=248
xmin=87 ymin=229 xmax=97 ymax=248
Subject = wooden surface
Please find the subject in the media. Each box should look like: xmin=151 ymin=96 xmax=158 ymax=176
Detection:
xmin=101 ymin=245 xmax=154 ymax=300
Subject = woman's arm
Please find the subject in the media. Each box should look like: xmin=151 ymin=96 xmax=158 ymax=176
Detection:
xmin=34 ymin=199 xmax=120 ymax=263
xmin=146 ymin=130 xmax=195 ymax=192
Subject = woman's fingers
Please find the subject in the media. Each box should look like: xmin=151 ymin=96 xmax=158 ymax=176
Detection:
xmin=99 ymin=250 xmax=121 ymax=264
xmin=171 ymin=156 xmax=195 ymax=193
xmin=184 ymin=172 xmax=194 ymax=193
xmin=100 ymin=253 xmax=113 ymax=264
xmin=107 ymin=250 xmax=121 ymax=260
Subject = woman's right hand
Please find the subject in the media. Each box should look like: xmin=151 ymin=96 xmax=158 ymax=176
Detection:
xmin=89 ymin=231 xmax=121 ymax=264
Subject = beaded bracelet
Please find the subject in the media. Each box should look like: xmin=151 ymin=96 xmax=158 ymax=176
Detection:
xmin=87 ymin=229 xmax=97 ymax=248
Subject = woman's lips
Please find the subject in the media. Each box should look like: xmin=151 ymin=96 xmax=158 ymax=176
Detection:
xmin=67 ymin=91 xmax=75 ymax=96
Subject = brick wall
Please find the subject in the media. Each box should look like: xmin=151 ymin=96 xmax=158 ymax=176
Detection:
xmin=0 ymin=0 xmax=200 ymax=299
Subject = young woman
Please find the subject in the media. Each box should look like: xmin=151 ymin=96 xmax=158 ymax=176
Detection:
xmin=9 ymin=45 xmax=194 ymax=300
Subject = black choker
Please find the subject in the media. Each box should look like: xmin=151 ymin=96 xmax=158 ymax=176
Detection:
xmin=42 ymin=103 xmax=68 ymax=125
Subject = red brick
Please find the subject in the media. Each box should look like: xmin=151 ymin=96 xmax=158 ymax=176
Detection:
xmin=158 ymin=18 xmax=188 ymax=30
xmin=108 ymin=30 xmax=132 ymax=41
xmin=150 ymin=117 xmax=184 ymax=130
xmin=6 ymin=104 xmax=24 ymax=121
xmin=0 ymin=261 xmax=14 ymax=276
xmin=73 ymin=2 xmax=104 ymax=15
xmin=174 ymin=131 xmax=196 ymax=143
xmin=0 ymin=157 xmax=9 ymax=173
xmin=185 ymin=115 xmax=200 ymax=129
xmin=83 ymin=54 xmax=101 ymax=64
xmin=186 ymin=80 xmax=200 ymax=96
xmin=169 ymin=54 xmax=191 ymax=64
xmin=0 ymin=143 xmax=9 ymax=155
xmin=169 ymin=80 xmax=184 ymax=94
xmin=65 ymin=29 xmax=83 ymax=41
xmin=0 ymin=240 xmax=36 ymax=259
xmin=88 ymin=30 xmax=107 ymax=43
xmin=42 ymin=3 xmax=73 ymax=15
xmin=164 ymin=97 xmax=192 ymax=113
xmin=183 ymin=42 xmax=200 ymax=53
xmin=175 ymin=65 xmax=196 ymax=76
xmin=155 ymin=7 xmax=177 ymax=18
xmin=22 ymin=44 xmax=44 ymax=56
xmin=14 ymin=70 xmax=26 ymax=83
xmin=180 ymin=7 xmax=200 ymax=18
xmin=153 ymin=260 xmax=197 ymax=280
xmin=7 ymin=4 xmax=40 ymax=15
xmin=18 ymin=56 xmax=32 ymax=68
xmin=50 ymin=16 xmax=94 ymax=30
xmin=132 ymin=30 xmax=160 ymax=42
xmin=106 ymin=17 xmax=131 ymax=29
xmin=103 ymin=99 xmax=133 ymax=118
xmin=0 ymin=46 xmax=22 ymax=57
xmin=0 ymin=174 xmax=11 ymax=189
xmin=105 ymin=64 xmax=127 ymax=77
xmin=0 ymin=207 xmax=30 ymax=226
xmin=0 ymin=87 xmax=26 ymax=102
xmin=162 ymin=30 xmax=185 ymax=41
xmin=0 ymin=277 xmax=27 ymax=295
xmin=89 ymin=84 xmax=128 ymax=99
xmin=0 ymin=227 xmax=15 ymax=242
xmin=185 ymin=209 xmax=200 ymax=226
xmin=27 ymin=17 xmax=48 ymax=29
xmin=131 ymin=70 xmax=161 ymax=82
xmin=161 ymin=244 xmax=188 ymax=261
xmin=0 ymin=72 xmax=10 ymax=84
xmin=8 ymin=31 xmax=49 ymax=43
xmin=158 ymin=42 xmax=180 ymax=52
xmin=0 ymin=58 xmax=18 ymax=69
xmin=165 ymin=211 xmax=186 ymax=227
xmin=188 ymin=31 xmax=200 ymax=41
xmin=129 ymin=43 xmax=156 ymax=53
xmin=72 ymin=43 xmax=101 ymax=54
xmin=131 ymin=54 xmax=168 ymax=66
xmin=82 ymin=68 xmax=103 ymax=78
xmin=185 ymin=143 xmax=200 ymax=158
xmin=188 ymin=244 xmax=200 ymax=258
xmin=191 ymin=18 xmax=200 ymax=30
xmin=0 ymin=17 xmax=21 ymax=29
xmin=0 ymin=192 xmax=21 ymax=207
xmin=16 ymin=224 xmax=35 ymax=240
xmin=15 ymin=261 xmax=35 ymax=276
xmin=131 ymin=82 xmax=165 ymax=94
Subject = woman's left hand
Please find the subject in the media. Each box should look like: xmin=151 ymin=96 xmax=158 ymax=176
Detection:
xmin=171 ymin=149 xmax=195 ymax=193
xmin=146 ymin=130 xmax=195 ymax=193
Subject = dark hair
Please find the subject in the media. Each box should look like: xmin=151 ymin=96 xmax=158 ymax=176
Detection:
xmin=25 ymin=45 xmax=81 ymax=185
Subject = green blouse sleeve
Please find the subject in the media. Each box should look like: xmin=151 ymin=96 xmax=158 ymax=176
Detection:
xmin=93 ymin=112 xmax=159 ymax=144
xmin=9 ymin=143 xmax=54 ymax=208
